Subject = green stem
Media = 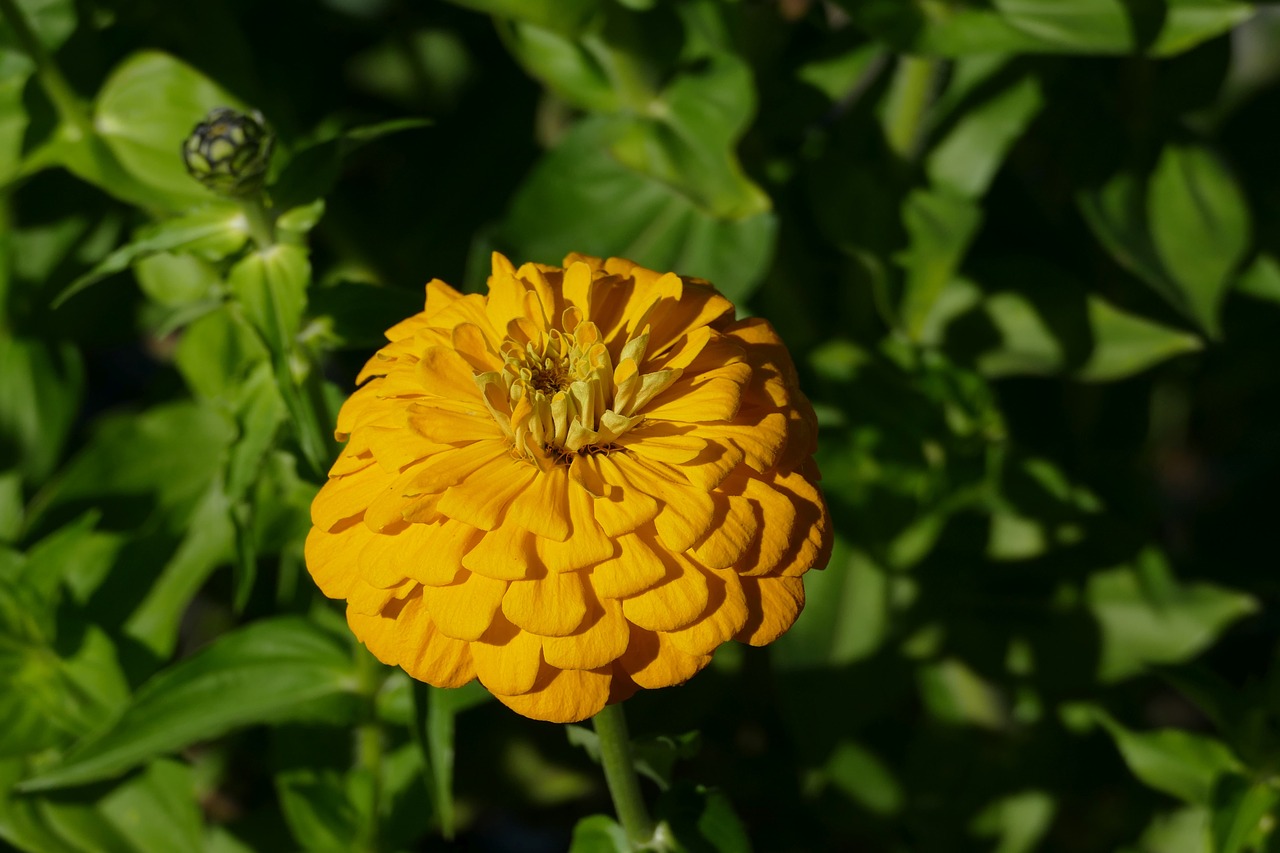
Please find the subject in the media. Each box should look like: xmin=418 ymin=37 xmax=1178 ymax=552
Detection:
xmin=240 ymin=195 xmax=276 ymax=250
xmin=355 ymin=649 xmax=385 ymax=853
xmin=884 ymin=55 xmax=942 ymax=162
xmin=592 ymin=703 xmax=656 ymax=850
xmin=0 ymin=0 xmax=93 ymax=138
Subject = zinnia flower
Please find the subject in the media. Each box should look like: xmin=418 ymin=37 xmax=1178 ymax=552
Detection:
xmin=306 ymin=253 xmax=831 ymax=722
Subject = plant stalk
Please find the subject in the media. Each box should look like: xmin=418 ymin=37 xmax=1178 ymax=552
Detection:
xmin=355 ymin=648 xmax=385 ymax=853
xmin=240 ymin=195 xmax=276 ymax=250
xmin=592 ymin=702 xmax=656 ymax=850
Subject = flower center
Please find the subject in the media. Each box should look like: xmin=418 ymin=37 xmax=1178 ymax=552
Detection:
xmin=475 ymin=317 xmax=682 ymax=466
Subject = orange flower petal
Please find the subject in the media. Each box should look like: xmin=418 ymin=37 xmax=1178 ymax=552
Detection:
xmin=667 ymin=569 xmax=749 ymax=658
xmin=304 ymin=522 xmax=361 ymax=599
xmin=469 ymin=614 xmax=542 ymax=695
xmin=542 ymin=596 xmax=630 ymax=670
xmin=736 ymin=576 xmax=805 ymax=646
xmin=492 ymin=663 xmax=611 ymax=723
xmin=460 ymin=521 xmax=538 ymax=581
xmin=619 ymin=558 xmax=709 ymax=633
xmin=618 ymin=628 xmax=711 ymax=690
xmin=435 ymin=459 xmax=537 ymax=531
xmin=588 ymin=533 xmax=671 ymax=599
xmin=393 ymin=592 xmax=475 ymax=688
xmin=421 ymin=570 xmax=507 ymax=641
xmin=312 ymin=464 xmax=393 ymax=530
xmin=534 ymin=482 xmax=618 ymax=572
xmin=501 ymin=569 xmax=589 ymax=638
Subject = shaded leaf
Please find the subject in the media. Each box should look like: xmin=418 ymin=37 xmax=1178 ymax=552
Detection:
xmin=20 ymin=617 xmax=357 ymax=791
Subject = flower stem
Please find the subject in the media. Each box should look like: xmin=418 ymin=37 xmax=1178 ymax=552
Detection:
xmin=240 ymin=195 xmax=276 ymax=250
xmin=0 ymin=0 xmax=94 ymax=139
xmin=355 ymin=648 xmax=385 ymax=853
xmin=592 ymin=703 xmax=655 ymax=850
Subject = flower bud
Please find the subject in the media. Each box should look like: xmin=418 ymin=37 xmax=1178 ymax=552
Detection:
xmin=182 ymin=107 xmax=274 ymax=197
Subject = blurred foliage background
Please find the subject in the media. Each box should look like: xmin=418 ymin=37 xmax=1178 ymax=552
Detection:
xmin=2 ymin=0 xmax=1280 ymax=851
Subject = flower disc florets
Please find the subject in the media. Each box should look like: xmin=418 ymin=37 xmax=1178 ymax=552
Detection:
xmin=306 ymin=254 xmax=831 ymax=722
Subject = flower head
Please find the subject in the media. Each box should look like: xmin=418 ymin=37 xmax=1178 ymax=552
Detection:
xmin=306 ymin=254 xmax=831 ymax=722
xmin=182 ymin=107 xmax=273 ymax=197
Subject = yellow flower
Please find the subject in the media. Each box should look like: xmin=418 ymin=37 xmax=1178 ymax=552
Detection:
xmin=306 ymin=253 xmax=831 ymax=722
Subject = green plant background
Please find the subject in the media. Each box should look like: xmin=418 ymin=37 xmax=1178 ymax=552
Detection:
xmin=1 ymin=0 xmax=1279 ymax=850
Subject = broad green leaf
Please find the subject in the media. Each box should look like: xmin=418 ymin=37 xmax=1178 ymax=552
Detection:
xmin=566 ymin=725 xmax=701 ymax=791
xmin=498 ymin=117 xmax=776 ymax=304
xmin=569 ymin=815 xmax=630 ymax=853
xmin=898 ymin=188 xmax=983 ymax=340
xmin=227 ymin=244 xmax=310 ymax=355
xmin=53 ymin=203 xmax=247 ymax=307
xmin=275 ymin=766 xmax=362 ymax=853
xmin=0 ymin=335 xmax=83 ymax=483
xmin=1087 ymin=549 xmax=1257 ymax=682
xmin=1122 ymin=806 xmax=1213 ymax=853
xmin=1077 ymin=295 xmax=1203 ymax=381
xmin=1236 ymin=253 xmax=1280 ymax=304
xmin=0 ymin=0 xmax=76 ymax=51
xmin=1212 ymin=775 xmax=1280 ymax=853
xmin=502 ymin=22 xmax=622 ymax=113
xmin=0 ymin=52 xmax=33 ymax=187
xmin=31 ymin=400 xmax=235 ymax=535
xmin=927 ymin=71 xmax=1044 ymax=199
xmin=133 ymin=251 xmax=222 ymax=307
xmin=0 ymin=579 xmax=129 ymax=758
xmin=1146 ymin=143 xmax=1250 ymax=337
xmin=20 ymin=617 xmax=357 ymax=791
xmin=271 ymin=119 xmax=431 ymax=210
xmin=839 ymin=0 xmax=1250 ymax=57
xmin=0 ymin=470 xmax=20 ymax=543
xmin=918 ymin=658 xmax=1008 ymax=729
xmin=1098 ymin=714 xmax=1242 ymax=805
xmin=773 ymin=542 xmax=890 ymax=667
xmin=656 ymin=783 xmax=752 ymax=853
xmin=823 ymin=740 xmax=904 ymax=816
xmin=97 ymin=760 xmax=205 ymax=853
xmin=970 ymin=790 xmax=1056 ymax=853
xmin=410 ymin=680 xmax=490 ymax=840
xmin=93 ymin=51 xmax=247 ymax=211
xmin=444 ymin=0 xmax=600 ymax=34
xmin=175 ymin=305 xmax=268 ymax=401
xmin=277 ymin=199 xmax=326 ymax=237
xmin=122 ymin=482 xmax=234 ymax=657
xmin=610 ymin=53 xmax=769 ymax=220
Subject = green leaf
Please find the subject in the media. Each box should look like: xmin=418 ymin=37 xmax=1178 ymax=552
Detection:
xmin=898 ymin=188 xmax=983 ymax=340
xmin=444 ymin=0 xmax=600 ymax=34
xmin=410 ymin=680 xmax=491 ymax=840
xmin=93 ymin=51 xmax=248 ymax=211
xmin=19 ymin=617 xmax=357 ymax=791
xmin=1098 ymin=714 xmax=1242 ymax=805
xmin=1212 ymin=775 xmax=1280 ymax=853
xmin=823 ymin=740 xmax=904 ymax=816
xmin=1146 ymin=143 xmax=1250 ymax=337
xmin=1077 ymin=295 xmax=1203 ymax=381
xmin=0 ymin=0 xmax=76 ymax=51
xmin=773 ymin=542 xmax=890 ymax=668
xmin=133 ymin=251 xmax=222 ymax=307
xmin=0 ymin=52 xmax=33 ymax=188
xmin=569 ymin=815 xmax=630 ymax=853
xmin=227 ymin=244 xmax=310 ymax=355
xmin=838 ymin=0 xmax=1250 ymax=57
xmin=97 ymin=760 xmax=206 ymax=853
xmin=970 ymin=790 xmax=1056 ymax=853
xmin=927 ymin=69 xmax=1044 ymax=199
xmin=1236 ymin=253 xmax=1280 ymax=305
xmin=0 ymin=578 xmax=129 ymax=758
xmin=656 ymin=783 xmax=752 ymax=853
xmin=610 ymin=53 xmax=769 ymax=220
xmin=498 ymin=117 xmax=776 ymax=304
xmin=0 ymin=335 xmax=82 ymax=483
xmin=1087 ymin=548 xmax=1257 ymax=682
xmin=53 ymin=204 xmax=247 ymax=307
xmin=501 ymin=22 xmax=622 ymax=113
xmin=175 ymin=305 xmax=268 ymax=401
xmin=271 ymin=120 xmax=431 ymax=210
xmin=275 ymin=766 xmax=362 ymax=853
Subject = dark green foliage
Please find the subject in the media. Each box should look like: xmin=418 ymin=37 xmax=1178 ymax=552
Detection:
xmin=1 ymin=0 xmax=1278 ymax=850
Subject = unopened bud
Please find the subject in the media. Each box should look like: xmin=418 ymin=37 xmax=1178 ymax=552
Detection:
xmin=182 ymin=107 xmax=274 ymax=197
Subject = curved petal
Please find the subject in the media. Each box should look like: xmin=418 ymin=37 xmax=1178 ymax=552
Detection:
xmin=492 ymin=663 xmax=611 ymax=723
